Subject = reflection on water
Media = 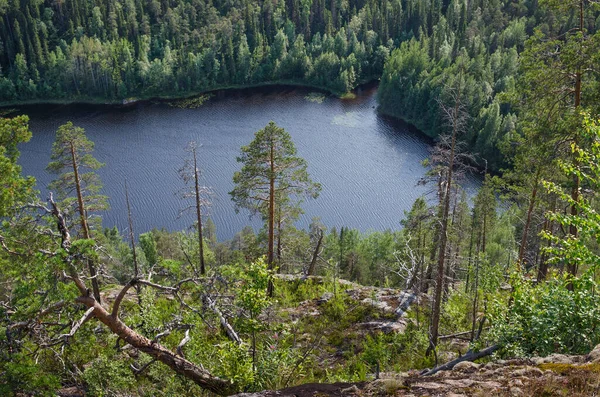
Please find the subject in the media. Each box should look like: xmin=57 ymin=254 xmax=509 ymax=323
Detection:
xmin=15 ymin=85 xmax=481 ymax=240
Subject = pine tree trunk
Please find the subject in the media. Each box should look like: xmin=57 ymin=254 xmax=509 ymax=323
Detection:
xmin=76 ymin=295 xmax=237 ymax=396
xmin=71 ymin=142 xmax=101 ymax=303
xmin=267 ymin=138 xmax=275 ymax=297
xmin=518 ymin=171 xmax=539 ymax=270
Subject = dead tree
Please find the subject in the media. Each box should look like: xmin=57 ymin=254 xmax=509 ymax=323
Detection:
xmin=427 ymin=78 xmax=473 ymax=357
xmin=178 ymin=141 xmax=213 ymax=275
xmin=307 ymin=228 xmax=324 ymax=276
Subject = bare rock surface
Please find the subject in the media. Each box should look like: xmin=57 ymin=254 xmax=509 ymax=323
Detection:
xmin=232 ymin=382 xmax=367 ymax=397
xmin=233 ymin=352 xmax=600 ymax=396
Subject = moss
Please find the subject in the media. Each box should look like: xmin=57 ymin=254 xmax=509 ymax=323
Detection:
xmin=538 ymin=362 xmax=600 ymax=374
xmin=340 ymin=92 xmax=357 ymax=100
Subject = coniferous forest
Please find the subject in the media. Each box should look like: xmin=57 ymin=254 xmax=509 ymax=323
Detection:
xmin=3 ymin=0 xmax=600 ymax=396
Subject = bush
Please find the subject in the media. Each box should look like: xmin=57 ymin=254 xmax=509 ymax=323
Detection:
xmin=490 ymin=272 xmax=600 ymax=357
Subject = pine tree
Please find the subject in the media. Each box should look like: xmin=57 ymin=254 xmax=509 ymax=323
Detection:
xmin=230 ymin=121 xmax=320 ymax=295
xmin=47 ymin=121 xmax=108 ymax=302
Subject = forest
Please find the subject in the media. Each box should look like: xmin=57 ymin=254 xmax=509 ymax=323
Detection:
xmin=3 ymin=0 xmax=600 ymax=396
xmin=3 ymin=0 xmax=595 ymax=166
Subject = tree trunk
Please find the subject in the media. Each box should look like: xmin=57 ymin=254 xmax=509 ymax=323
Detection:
xmin=422 ymin=344 xmax=500 ymax=376
xmin=76 ymin=295 xmax=237 ymax=396
xmin=125 ymin=180 xmax=139 ymax=278
xmin=267 ymin=138 xmax=275 ymax=297
xmin=71 ymin=142 xmax=101 ymax=303
xmin=518 ymin=171 xmax=540 ymax=270
xmin=429 ymin=84 xmax=460 ymax=355
xmin=193 ymin=147 xmax=206 ymax=275
xmin=567 ymin=0 xmax=584 ymax=283
xmin=307 ymin=229 xmax=323 ymax=276
xmin=50 ymin=196 xmax=236 ymax=396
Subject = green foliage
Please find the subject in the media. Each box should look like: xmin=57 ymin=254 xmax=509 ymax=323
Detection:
xmin=0 ymin=115 xmax=35 ymax=217
xmin=46 ymin=121 xmax=108 ymax=237
xmin=0 ymin=352 xmax=59 ymax=397
xmin=230 ymin=121 xmax=321 ymax=222
xmin=320 ymin=294 xmax=348 ymax=322
xmin=82 ymin=353 xmax=137 ymax=397
xmin=229 ymin=257 xmax=272 ymax=327
xmin=491 ymin=272 xmax=600 ymax=357
xmin=213 ymin=341 xmax=255 ymax=386
xmin=543 ymin=115 xmax=600 ymax=275
xmin=0 ymin=0 xmax=396 ymax=102
xmin=441 ymin=292 xmax=473 ymax=334
xmin=361 ymin=333 xmax=391 ymax=368
xmin=139 ymin=232 xmax=158 ymax=266
xmin=491 ymin=116 xmax=600 ymax=357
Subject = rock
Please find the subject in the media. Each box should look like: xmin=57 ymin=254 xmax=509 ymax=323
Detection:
xmin=435 ymin=370 xmax=452 ymax=378
xmin=317 ymin=292 xmax=334 ymax=304
xmin=509 ymin=379 xmax=524 ymax=387
xmin=510 ymin=386 xmax=524 ymax=396
xmin=533 ymin=354 xmax=580 ymax=364
xmin=358 ymin=321 xmax=406 ymax=333
xmin=476 ymin=380 xmax=503 ymax=390
xmin=57 ymin=387 xmax=85 ymax=397
xmin=361 ymin=298 xmax=393 ymax=312
xmin=484 ymin=362 xmax=499 ymax=370
xmin=365 ymin=378 xmax=405 ymax=395
xmin=512 ymin=366 xmax=544 ymax=377
xmin=443 ymin=378 xmax=475 ymax=388
xmin=340 ymin=385 xmax=360 ymax=394
xmin=438 ymin=351 xmax=459 ymax=363
xmin=588 ymin=344 xmax=600 ymax=362
xmin=411 ymin=382 xmax=445 ymax=390
xmin=453 ymin=361 xmax=480 ymax=372
xmin=395 ymin=293 xmax=417 ymax=317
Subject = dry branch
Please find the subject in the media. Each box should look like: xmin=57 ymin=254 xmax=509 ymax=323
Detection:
xmin=205 ymin=296 xmax=242 ymax=345
xmin=422 ymin=344 xmax=500 ymax=376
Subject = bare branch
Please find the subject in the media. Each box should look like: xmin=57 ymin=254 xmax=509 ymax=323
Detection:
xmin=131 ymin=359 xmax=157 ymax=376
xmin=177 ymin=329 xmax=191 ymax=358
xmin=205 ymin=296 xmax=242 ymax=345
xmin=44 ymin=307 xmax=95 ymax=346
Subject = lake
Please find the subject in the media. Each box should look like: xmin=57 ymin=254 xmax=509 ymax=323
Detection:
xmin=14 ymin=85 xmax=480 ymax=240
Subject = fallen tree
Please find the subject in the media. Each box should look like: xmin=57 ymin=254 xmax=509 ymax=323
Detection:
xmin=2 ymin=195 xmax=239 ymax=396
xmin=421 ymin=344 xmax=501 ymax=376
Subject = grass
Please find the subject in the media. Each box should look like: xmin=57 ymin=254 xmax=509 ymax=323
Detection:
xmin=524 ymin=363 xmax=600 ymax=396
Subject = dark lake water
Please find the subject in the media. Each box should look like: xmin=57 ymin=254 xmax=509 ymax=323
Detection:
xmin=14 ymin=85 xmax=480 ymax=240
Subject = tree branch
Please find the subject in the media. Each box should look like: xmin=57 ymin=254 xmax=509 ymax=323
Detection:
xmin=112 ymin=279 xmax=137 ymax=318
xmin=422 ymin=344 xmax=500 ymax=376
xmin=177 ymin=329 xmax=191 ymax=358
xmin=205 ymin=296 xmax=242 ymax=345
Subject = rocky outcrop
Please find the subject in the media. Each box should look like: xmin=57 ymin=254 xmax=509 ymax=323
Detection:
xmin=234 ymin=344 xmax=600 ymax=396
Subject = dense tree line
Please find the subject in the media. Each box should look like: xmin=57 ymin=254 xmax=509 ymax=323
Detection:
xmin=3 ymin=0 xmax=599 ymax=171
xmin=378 ymin=0 xmax=600 ymax=170
xmin=0 ymin=0 xmax=422 ymax=100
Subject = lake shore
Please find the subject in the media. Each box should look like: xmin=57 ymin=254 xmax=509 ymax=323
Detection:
xmin=0 ymin=79 xmax=381 ymax=109
xmin=17 ymin=84 xmax=461 ymax=240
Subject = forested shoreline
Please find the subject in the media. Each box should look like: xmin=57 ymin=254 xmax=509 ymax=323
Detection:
xmin=3 ymin=0 xmax=598 ymax=168
xmin=0 ymin=0 xmax=395 ymax=102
